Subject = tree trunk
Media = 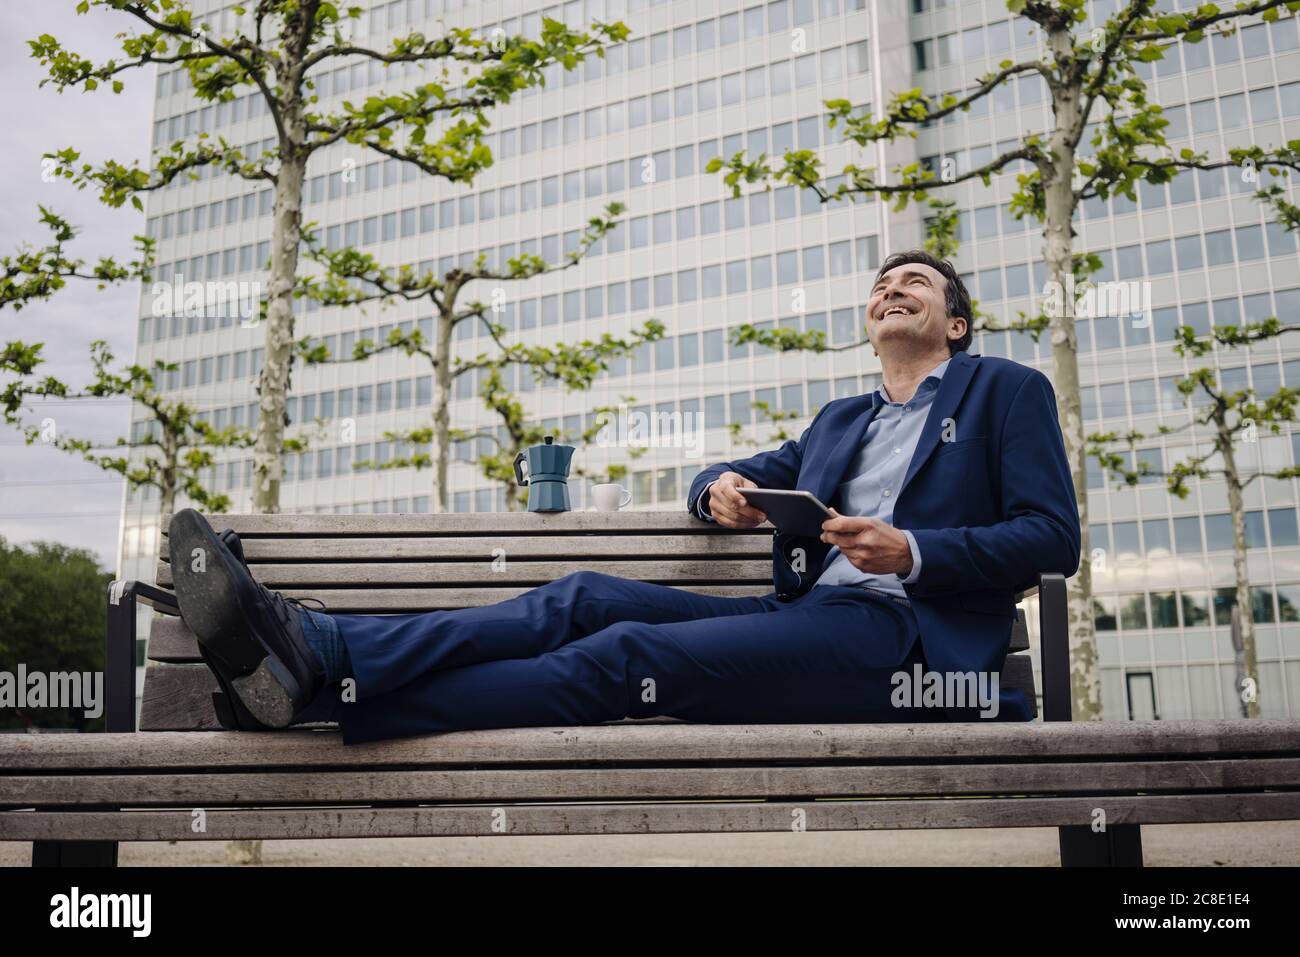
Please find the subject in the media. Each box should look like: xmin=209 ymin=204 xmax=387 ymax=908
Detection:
xmin=159 ymin=428 xmax=178 ymax=521
xmin=1217 ymin=410 xmax=1261 ymax=718
xmin=1043 ymin=32 xmax=1102 ymax=721
xmin=430 ymin=302 xmax=455 ymax=513
xmin=251 ymin=111 xmax=306 ymax=513
xmin=154 ymin=429 xmax=179 ymax=570
xmin=504 ymin=461 xmax=521 ymax=511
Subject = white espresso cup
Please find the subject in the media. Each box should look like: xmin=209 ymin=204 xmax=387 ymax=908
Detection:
xmin=591 ymin=483 xmax=633 ymax=512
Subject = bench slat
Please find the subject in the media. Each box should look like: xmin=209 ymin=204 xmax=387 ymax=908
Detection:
xmin=6 ymin=758 xmax=1298 ymax=808
xmin=154 ymin=559 xmax=776 ymax=588
xmin=160 ymin=535 xmax=776 ymax=562
xmin=6 ymin=723 xmax=1296 ymax=770
xmin=150 ymin=584 xmax=780 ymax=614
xmin=140 ymin=665 xmax=221 ymax=732
xmin=176 ymin=511 xmax=768 ymax=536
xmin=6 ymin=793 xmax=1300 ymax=842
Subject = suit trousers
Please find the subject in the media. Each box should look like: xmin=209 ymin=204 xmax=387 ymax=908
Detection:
xmin=314 ymin=570 xmax=934 ymax=744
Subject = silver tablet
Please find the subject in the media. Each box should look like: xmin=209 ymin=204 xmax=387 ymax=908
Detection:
xmin=735 ymin=488 xmax=833 ymax=537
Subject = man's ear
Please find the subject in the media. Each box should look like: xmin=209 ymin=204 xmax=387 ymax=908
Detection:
xmin=948 ymin=316 xmax=968 ymax=344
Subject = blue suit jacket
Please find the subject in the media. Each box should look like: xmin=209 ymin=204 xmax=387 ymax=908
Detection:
xmin=686 ymin=351 xmax=1080 ymax=718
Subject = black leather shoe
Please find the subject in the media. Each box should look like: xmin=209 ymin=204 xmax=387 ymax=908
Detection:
xmin=218 ymin=527 xmax=248 ymax=567
xmin=169 ymin=508 xmax=325 ymax=728
xmin=202 ymin=527 xmax=268 ymax=729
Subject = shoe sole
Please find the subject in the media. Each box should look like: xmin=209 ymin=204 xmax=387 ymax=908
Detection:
xmin=169 ymin=509 xmax=304 ymax=728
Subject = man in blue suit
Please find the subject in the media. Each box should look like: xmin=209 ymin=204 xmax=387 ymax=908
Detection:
xmin=168 ymin=250 xmax=1080 ymax=743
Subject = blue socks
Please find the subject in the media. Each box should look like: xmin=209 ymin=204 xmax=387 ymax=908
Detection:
xmin=299 ymin=608 xmax=352 ymax=683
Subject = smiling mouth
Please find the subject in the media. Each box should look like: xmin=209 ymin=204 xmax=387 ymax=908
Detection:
xmin=878 ymin=303 xmax=918 ymax=320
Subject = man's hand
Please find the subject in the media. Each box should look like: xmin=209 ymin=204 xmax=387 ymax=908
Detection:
xmin=707 ymin=472 xmax=768 ymax=528
xmin=820 ymin=509 xmax=914 ymax=576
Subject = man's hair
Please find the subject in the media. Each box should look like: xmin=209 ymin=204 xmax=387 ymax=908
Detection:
xmin=873 ymin=250 xmax=973 ymax=355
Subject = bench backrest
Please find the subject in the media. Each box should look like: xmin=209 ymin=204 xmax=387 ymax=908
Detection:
xmin=144 ymin=512 xmax=1036 ymax=730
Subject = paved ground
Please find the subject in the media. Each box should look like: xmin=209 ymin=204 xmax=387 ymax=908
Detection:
xmin=4 ymin=822 xmax=1299 ymax=866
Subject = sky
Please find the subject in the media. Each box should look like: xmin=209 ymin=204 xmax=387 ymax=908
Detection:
xmin=0 ymin=0 xmax=154 ymax=572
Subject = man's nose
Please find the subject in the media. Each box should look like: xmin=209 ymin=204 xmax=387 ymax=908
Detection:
xmin=882 ymin=274 xmax=914 ymax=297
xmin=873 ymin=286 xmax=905 ymax=316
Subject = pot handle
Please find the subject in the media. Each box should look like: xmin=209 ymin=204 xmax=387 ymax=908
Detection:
xmin=513 ymin=451 xmax=529 ymax=486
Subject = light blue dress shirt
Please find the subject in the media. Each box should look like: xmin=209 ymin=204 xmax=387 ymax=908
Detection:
xmin=813 ymin=358 xmax=949 ymax=598
xmin=695 ymin=358 xmax=949 ymax=603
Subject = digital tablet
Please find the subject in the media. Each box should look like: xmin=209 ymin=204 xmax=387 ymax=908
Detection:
xmin=735 ymin=488 xmax=833 ymax=537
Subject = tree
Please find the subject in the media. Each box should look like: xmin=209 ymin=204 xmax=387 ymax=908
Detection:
xmin=1 ymin=207 xmax=155 ymax=412
xmin=296 ymin=204 xmax=662 ymax=510
xmin=730 ymin=399 xmax=805 ymax=448
xmin=0 ymin=537 xmax=112 ymax=732
xmin=2 ymin=337 xmax=329 ymax=557
xmin=1088 ymin=319 xmax=1299 ymax=717
xmin=708 ymin=0 xmax=1300 ymax=719
xmin=717 ymin=200 xmax=977 ymax=362
xmin=0 ymin=207 xmax=154 ymax=313
xmin=452 ymin=370 xmax=642 ymax=511
xmin=32 ymin=0 xmax=628 ymax=512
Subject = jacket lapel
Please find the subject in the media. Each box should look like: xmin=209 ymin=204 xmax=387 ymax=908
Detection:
xmin=898 ymin=351 xmax=978 ymax=498
xmin=810 ymin=393 xmax=881 ymax=506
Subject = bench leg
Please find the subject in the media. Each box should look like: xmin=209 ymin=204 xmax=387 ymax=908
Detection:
xmin=34 ymin=581 xmax=148 ymax=868
xmin=1058 ymin=824 xmax=1144 ymax=866
xmin=32 ymin=840 xmax=119 ymax=867
xmin=1036 ymin=573 xmax=1143 ymax=866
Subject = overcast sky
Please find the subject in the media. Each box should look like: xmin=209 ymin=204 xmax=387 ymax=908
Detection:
xmin=0 ymin=0 xmax=153 ymax=572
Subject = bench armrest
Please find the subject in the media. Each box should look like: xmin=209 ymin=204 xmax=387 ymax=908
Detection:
xmin=109 ymin=580 xmax=179 ymax=614
xmin=104 ymin=581 xmax=178 ymax=734
xmin=1034 ymin=572 xmax=1071 ymax=722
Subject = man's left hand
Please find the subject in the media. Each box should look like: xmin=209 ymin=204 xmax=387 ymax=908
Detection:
xmin=819 ymin=509 xmax=914 ymax=576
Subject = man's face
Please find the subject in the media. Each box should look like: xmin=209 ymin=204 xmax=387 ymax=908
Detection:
xmin=864 ymin=261 xmax=964 ymax=353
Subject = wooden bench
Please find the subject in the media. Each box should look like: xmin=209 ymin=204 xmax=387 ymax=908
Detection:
xmin=4 ymin=512 xmax=1299 ymax=867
